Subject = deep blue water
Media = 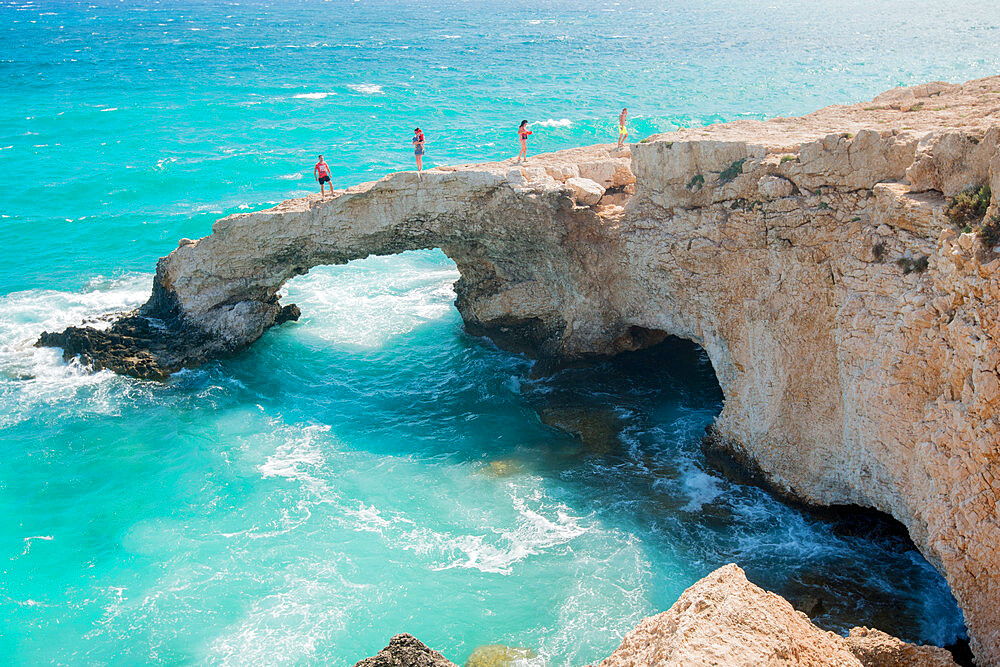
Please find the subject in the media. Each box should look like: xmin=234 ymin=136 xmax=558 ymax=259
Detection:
xmin=3 ymin=0 xmax=998 ymax=663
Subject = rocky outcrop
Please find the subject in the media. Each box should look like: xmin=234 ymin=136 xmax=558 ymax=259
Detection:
xmin=354 ymin=634 xmax=457 ymax=667
xmin=38 ymin=77 xmax=1000 ymax=663
xmin=464 ymin=644 xmax=538 ymax=666
xmin=354 ymin=566 xmax=956 ymax=667
xmin=594 ymin=564 xmax=957 ymax=667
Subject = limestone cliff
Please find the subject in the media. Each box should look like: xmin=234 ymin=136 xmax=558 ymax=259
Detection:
xmin=39 ymin=77 xmax=1000 ymax=663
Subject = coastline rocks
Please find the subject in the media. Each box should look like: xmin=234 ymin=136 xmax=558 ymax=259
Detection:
xmin=354 ymin=634 xmax=457 ymax=667
xmin=35 ymin=315 xmax=192 ymax=381
xmin=593 ymin=565 xmax=957 ymax=667
xmin=357 ymin=568 xmax=954 ymax=667
xmin=845 ymin=627 xmax=958 ymax=667
xmin=274 ymin=303 xmax=301 ymax=325
xmin=36 ymin=77 xmax=1000 ymax=662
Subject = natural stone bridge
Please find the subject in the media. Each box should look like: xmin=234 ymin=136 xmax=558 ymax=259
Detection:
xmin=42 ymin=77 xmax=1000 ymax=664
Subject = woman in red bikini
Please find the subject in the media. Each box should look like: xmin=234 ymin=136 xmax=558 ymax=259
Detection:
xmin=516 ymin=120 xmax=532 ymax=162
xmin=413 ymin=127 xmax=425 ymax=173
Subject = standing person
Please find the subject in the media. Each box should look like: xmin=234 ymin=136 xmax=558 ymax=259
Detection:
xmin=516 ymin=120 xmax=532 ymax=162
xmin=412 ymin=127 xmax=425 ymax=174
xmin=314 ymin=155 xmax=332 ymax=197
xmin=617 ymin=108 xmax=629 ymax=151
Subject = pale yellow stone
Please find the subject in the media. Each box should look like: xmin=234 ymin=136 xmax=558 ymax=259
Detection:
xmin=593 ymin=565 xmax=956 ymax=667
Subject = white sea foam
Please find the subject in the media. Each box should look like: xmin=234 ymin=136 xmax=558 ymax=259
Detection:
xmin=281 ymin=252 xmax=459 ymax=350
xmin=679 ymin=467 xmax=724 ymax=512
xmin=535 ymin=118 xmax=572 ymax=128
xmin=341 ymin=501 xmax=415 ymax=534
xmin=540 ymin=532 xmax=652 ymax=663
xmin=276 ymin=173 xmax=303 ymax=180
xmin=258 ymin=424 xmax=331 ymax=493
xmin=206 ymin=560 xmax=364 ymax=665
xmin=292 ymin=92 xmax=334 ymax=100
xmin=19 ymin=535 xmax=54 ymax=557
xmin=101 ymin=107 xmax=118 ymax=112
xmin=394 ymin=482 xmax=591 ymax=575
xmin=346 ymin=83 xmax=383 ymax=95
xmin=0 ymin=273 xmax=153 ymax=427
xmin=154 ymin=156 xmax=176 ymax=170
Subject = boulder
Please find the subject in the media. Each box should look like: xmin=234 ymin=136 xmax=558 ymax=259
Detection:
xmin=593 ymin=565 xmax=956 ymax=667
xmin=354 ymin=634 xmax=457 ymax=667
xmin=566 ymin=176 xmax=606 ymax=206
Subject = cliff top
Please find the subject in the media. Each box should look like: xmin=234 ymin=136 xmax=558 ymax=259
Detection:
xmin=647 ymin=75 xmax=1000 ymax=151
xmin=272 ymin=75 xmax=1000 ymax=217
xmin=264 ymin=143 xmax=631 ymax=215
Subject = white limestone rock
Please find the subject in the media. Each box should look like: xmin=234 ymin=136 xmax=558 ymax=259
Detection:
xmin=566 ymin=176 xmax=606 ymax=206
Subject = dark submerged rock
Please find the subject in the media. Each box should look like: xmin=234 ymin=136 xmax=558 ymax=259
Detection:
xmin=37 ymin=312 xmax=219 ymax=381
xmin=274 ymin=303 xmax=301 ymax=325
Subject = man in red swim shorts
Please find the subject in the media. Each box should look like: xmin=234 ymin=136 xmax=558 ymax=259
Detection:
xmin=314 ymin=155 xmax=332 ymax=197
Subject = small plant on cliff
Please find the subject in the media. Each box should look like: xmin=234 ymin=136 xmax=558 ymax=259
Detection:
xmin=686 ymin=173 xmax=705 ymax=191
xmin=945 ymin=184 xmax=991 ymax=228
xmin=872 ymin=242 xmax=886 ymax=262
xmin=896 ymin=255 xmax=929 ymax=274
xmin=780 ymin=155 xmax=797 ymax=164
xmin=817 ymin=201 xmax=830 ymax=210
xmin=718 ymin=158 xmax=746 ymax=184
xmin=979 ymin=214 xmax=1000 ymax=249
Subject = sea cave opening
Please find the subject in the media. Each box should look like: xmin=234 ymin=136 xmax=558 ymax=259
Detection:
xmin=272 ymin=248 xmax=968 ymax=661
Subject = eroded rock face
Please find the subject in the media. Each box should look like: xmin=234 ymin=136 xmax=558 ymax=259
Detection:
xmin=593 ymin=564 xmax=957 ymax=667
xmin=38 ymin=76 xmax=1000 ymax=662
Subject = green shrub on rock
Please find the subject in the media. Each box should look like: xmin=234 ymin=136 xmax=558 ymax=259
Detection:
xmin=945 ymin=184 xmax=991 ymax=228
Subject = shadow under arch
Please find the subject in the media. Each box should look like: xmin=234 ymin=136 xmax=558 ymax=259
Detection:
xmin=224 ymin=249 xmax=966 ymax=655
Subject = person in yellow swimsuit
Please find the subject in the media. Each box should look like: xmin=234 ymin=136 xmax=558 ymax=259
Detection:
xmin=617 ymin=107 xmax=629 ymax=151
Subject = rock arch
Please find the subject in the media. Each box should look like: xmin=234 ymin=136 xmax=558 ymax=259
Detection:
xmin=142 ymin=148 xmax=639 ymax=370
xmin=40 ymin=78 xmax=1000 ymax=664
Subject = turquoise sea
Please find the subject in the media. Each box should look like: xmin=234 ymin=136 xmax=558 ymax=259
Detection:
xmin=3 ymin=0 xmax=999 ymax=664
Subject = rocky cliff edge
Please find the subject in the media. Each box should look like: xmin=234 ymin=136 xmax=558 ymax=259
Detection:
xmin=39 ymin=76 xmax=1000 ymax=664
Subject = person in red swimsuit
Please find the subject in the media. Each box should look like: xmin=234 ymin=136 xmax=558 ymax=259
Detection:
xmin=314 ymin=155 xmax=332 ymax=197
xmin=413 ymin=127 xmax=425 ymax=174
xmin=516 ymin=120 xmax=532 ymax=162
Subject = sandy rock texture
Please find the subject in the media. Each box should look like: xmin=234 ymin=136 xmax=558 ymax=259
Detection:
xmin=354 ymin=634 xmax=457 ymax=667
xmin=39 ymin=76 xmax=1000 ymax=663
xmin=594 ymin=564 xmax=956 ymax=667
